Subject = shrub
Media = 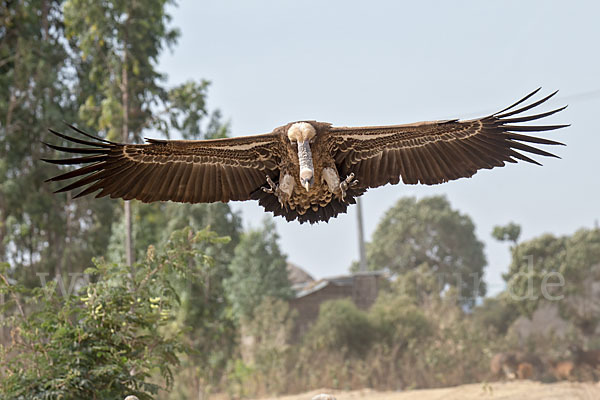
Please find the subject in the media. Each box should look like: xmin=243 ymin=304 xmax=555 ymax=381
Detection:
xmin=304 ymin=299 xmax=374 ymax=357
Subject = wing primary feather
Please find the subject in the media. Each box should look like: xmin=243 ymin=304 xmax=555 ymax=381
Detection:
xmin=499 ymin=106 xmax=567 ymax=124
xmin=509 ymin=141 xmax=560 ymax=158
xmin=43 ymin=142 xmax=108 ymax=154
xmin=494 ymin=90 xmax=559 ymax=119
xmin=46 ymin=162 xmax=105 ymax=182
xmin=47 ymin=128 xmax=111 ymax=148
xmin=55 ymin=169 xmax=106 ymax=193
xmin=505 ymin=133 xmax=565 ymax=146
xmin=469 ymin=135 xmax=510 ymax=160
xmin=492 ymin=88 xmax=542 ymax=116
xmin=64 ymin=123 xmax=117 ymax=144
xmin=41 ymin=155 xmax=108 ymax=165
xmin=509 ymin=150 xmax=543 ymax=166
xmin=74 ymin=174 xmax=115 ymax=198
xmin=73 ymin=183 xmax=104 ymax=199
xmin=503 ymin=124 xmax=570 ymax=132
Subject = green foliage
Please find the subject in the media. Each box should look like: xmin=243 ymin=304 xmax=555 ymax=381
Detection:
xmin=0 ymin=226 xmax=225 ymax=399
xmin=503 ymin=233 xmax=566 ymax=317
xmin=369 ymin=291 xmax=431 ymax=349
xmin=304 ymin=299 xmax=374 ymax=357
xmin=364 ymin=196 xmax=487 ymax=307
xmin=225 ymin=219 xmax=292 ymax=320
xmin=165 ymin=224 xmax=239 ymax=399
xmin=235 ymin=297 xmax=296 ymax=396
xmin=492 ymin=222 xmax=522 ymax=245
xmin=471 ymin=294 xmax=519 ymax=335
xmin=64 ymin=0 xmax=179 ymax=140
xmin=503 ymin=228 xmax=600 ymax=335
xmin=391 ymin=263 xmax=443 ymax=307
xmin=108 ymin=202 xmax=241 ymax=265
xmin=0 ymin=0 xmax=117 ymax=281
xmin=159 ymin=80 xmax=230 ymax=140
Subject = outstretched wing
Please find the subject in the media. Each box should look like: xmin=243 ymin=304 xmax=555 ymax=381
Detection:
xmin=43 ymin=126 xmax=282 ymax=203
xmin=327 ymin=89 xmax=568 ymax=189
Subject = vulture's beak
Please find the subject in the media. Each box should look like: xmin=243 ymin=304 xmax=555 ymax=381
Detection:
xmin=300 ymin=175 xmax=313 ymax=192
xmin=297 ymin=140 xmax=315 ymax=192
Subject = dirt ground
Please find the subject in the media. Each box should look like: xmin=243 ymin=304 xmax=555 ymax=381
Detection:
xmin=259 ymin=381 xmax=600 ymax=400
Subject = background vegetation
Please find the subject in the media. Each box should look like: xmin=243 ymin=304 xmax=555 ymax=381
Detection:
xmin=1 ymin=1 xmax=598 ymax=399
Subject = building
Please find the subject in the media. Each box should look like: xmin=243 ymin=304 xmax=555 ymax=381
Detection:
xmin=287 ymin=265 xmax=386 ymax=340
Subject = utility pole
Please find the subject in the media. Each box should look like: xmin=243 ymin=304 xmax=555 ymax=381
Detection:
xmin=356 ymin=198 xmax=367 ymax=272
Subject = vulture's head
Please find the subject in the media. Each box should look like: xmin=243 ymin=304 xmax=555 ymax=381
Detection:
xmin=287 ymin=122 xmax=316 ymax=191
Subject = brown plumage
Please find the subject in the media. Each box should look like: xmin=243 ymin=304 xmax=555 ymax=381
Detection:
xmin=43 ymin=89 xmax=568 ymax=223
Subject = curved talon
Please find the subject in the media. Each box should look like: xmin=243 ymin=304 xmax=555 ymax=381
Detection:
xmin=262 ymin=175 xmax=277 ymax=193
xmin=262 ymin=175 xmax=287 ymax=205
xmin=339 ymin=173 xmax=359 ymax=201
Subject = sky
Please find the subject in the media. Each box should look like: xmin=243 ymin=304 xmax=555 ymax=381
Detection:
xmin=158 ymin=0 xmax=600 ymax=295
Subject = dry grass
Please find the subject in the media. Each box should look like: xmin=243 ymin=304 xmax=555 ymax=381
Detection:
xmin=250 ymin=381 xmax=600 ymax=400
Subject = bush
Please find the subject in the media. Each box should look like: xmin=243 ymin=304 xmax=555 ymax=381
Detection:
xmin=369 ymin=291 xmax=431 ymax=348
xmin=304 ymin=299 xmax=374 ymax=357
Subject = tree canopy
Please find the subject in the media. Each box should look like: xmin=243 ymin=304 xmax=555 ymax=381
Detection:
xmin=364 ymin=196 xmax=487 ymax=307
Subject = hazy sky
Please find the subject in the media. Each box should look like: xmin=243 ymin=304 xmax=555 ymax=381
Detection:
xmin=158 ymin=1 xmax=600 ymax=295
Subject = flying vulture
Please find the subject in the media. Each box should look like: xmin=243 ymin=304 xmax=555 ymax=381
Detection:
xmin=43 ymin=88 xmax=568 ymax=223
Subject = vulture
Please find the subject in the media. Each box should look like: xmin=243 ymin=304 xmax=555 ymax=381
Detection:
xmin=43 ymin=88 xmax=568 ymax=224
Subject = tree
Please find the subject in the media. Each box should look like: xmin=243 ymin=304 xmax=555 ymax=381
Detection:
xmin=492 ymin=222 xmax=522 ymax=246
xmin=502 ymin=233 xmax=565 ymax=317
xmin=225 ymin=219 xmax=292 ymax=320
xmin=64 ymin=0 xmax=197 ymax=266
xmin=561 ymin=228 xmax=600 ymax=336
xmin=503 ymin=228 xmax=600 ymax=336
xmin=364 ymin=196 xmax=487 ymax=307
xmin=0 ymin=0 xmax=117 ymax=284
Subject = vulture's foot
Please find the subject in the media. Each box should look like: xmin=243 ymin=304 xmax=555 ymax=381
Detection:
xmin=262 ymin=176 xmax=289 ymax=205
xmin=339 ymin=173 xmax=358 ymax=201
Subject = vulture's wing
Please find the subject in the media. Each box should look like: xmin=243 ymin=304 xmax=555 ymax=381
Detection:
xmin=327 ymin=89 xmax=568 ymax=189
xmin=43 ymin=126 xmax=282 ymax=203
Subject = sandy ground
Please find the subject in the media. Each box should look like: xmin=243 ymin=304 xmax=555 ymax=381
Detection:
xmin=259 ymin=381 xmax=600 ymax=400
